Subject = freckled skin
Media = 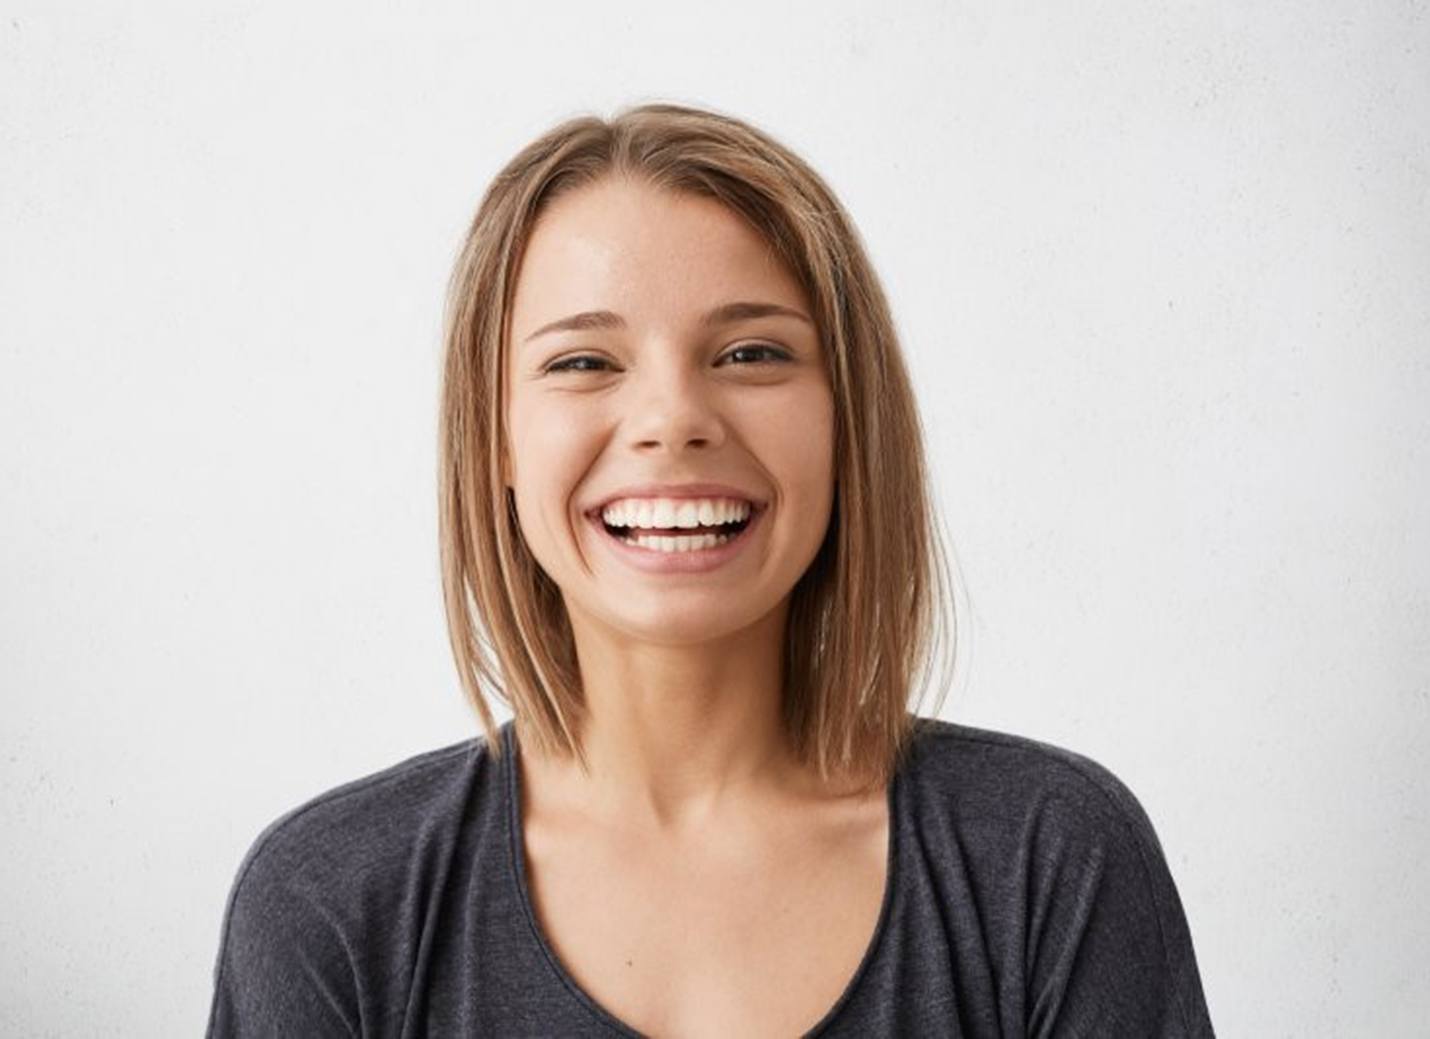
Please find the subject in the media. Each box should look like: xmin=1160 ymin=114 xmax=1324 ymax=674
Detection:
xmin=503 ymin=175 xmax=836 ymax=649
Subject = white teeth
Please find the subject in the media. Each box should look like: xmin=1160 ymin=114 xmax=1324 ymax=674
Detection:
xmin=624 ymin=532 xmax=731 ymax=552
xmin=601 ymin=496 xmax=752 ymax=530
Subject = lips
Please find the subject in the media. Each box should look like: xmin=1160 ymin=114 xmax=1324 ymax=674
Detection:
xmin=585 ymin=497 xmax=767 ymax=572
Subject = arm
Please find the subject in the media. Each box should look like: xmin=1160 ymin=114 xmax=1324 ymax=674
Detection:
xmin=206 ymin=838 xmax=361 ymax=1038
xmin=1024 ymin=772 xmax=1215 ymax=1038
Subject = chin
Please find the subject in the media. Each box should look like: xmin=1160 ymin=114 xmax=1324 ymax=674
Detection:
xmin=605 ymin=599 xmax=771 ymax=646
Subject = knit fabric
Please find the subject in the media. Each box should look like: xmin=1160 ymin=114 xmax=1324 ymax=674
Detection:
xmin=206 ymin=715 xmax=1215 ymax=1037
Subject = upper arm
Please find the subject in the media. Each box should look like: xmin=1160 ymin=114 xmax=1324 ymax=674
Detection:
xmin=206 ymin=839 xmax=361 ymax=1039
xmin=1023 ymin=768 xmax=1215 ymax=1038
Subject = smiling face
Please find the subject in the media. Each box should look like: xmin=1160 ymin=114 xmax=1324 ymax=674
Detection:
xmin=503 ymin=175 xmax=836 ymax=646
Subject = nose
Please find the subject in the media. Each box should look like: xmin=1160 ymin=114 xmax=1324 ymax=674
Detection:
xmin=625 ymin=347 xmax=727 ymax=454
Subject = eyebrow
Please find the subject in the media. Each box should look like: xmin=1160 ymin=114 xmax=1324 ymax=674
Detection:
xmin=522 ymin=300 xmax=814 ymax=344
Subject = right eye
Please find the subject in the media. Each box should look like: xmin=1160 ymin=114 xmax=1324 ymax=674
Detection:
xmin=544 ymin=355 xmax=612 ymax=373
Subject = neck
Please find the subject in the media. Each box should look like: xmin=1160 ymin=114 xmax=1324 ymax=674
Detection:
xmin=519 ymin=601 xmax=812 ymax=837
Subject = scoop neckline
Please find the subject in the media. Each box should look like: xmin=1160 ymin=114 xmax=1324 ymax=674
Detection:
xmin=500 ymin=718 xmax=901 ymax=1037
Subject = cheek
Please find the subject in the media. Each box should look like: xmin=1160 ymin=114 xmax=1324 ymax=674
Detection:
xmin=757 ymin=384 xmax=835 ymax=490
xmin=505 ymin=396 xmax=591 ymax=531
xmin=789 ymin=383 xmax=835 ymax=460
xmin=508 ymin=393 xmax=585 ymax=480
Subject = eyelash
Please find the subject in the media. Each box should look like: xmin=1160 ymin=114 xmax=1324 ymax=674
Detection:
xmin=544 ymin=343 xmax=792 ymax=374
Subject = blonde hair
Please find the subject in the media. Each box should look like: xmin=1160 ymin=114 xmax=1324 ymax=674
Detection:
xmin=438 ymin=101 xmax=957 ymax=792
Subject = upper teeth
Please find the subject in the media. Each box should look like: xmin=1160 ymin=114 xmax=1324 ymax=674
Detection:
xmin=601 ymin=497 xmax=752 ymax=529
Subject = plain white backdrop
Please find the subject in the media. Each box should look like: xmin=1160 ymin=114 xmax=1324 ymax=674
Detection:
xmin=2 ymin=1 xmax=1426 ymax=1035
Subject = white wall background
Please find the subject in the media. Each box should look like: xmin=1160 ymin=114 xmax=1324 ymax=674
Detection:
xmin=2 ymin=1 xmax=1426 ymax=1035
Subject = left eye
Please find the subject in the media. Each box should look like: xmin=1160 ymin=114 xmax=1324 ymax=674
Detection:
xmin=720 ymin=343 xmax=791 ymax=365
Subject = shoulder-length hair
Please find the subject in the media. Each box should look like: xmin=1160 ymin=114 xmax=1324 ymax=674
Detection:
xmin=438 ymin=101 xmax=957 ymax=792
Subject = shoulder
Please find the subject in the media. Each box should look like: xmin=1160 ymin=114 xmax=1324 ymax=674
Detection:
xmin=899 ymin=716 xmax=1215 ymax=1036
xmin=902 ymin=715 xmax=1168 ymax=858
xmin=229 ymin=735 xmax=488 ymax=901
xmin=207 ymin=733 xmax=498 ymax=1036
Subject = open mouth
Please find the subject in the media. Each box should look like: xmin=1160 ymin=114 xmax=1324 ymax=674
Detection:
xmin=592 ymin=504 xmax=761 ymax=552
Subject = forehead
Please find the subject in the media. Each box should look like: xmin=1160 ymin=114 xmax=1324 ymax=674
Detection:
xmin=508 ymin=176 xmax=809 ymax=336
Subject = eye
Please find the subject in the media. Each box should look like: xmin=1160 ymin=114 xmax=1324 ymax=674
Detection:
xmin=543 ymin=354 xmax=612 ymax=374
xmin=719 ymin=342 xmax=792 ymax=366
xmin=541 ymin=342 xmax=792 ymax=375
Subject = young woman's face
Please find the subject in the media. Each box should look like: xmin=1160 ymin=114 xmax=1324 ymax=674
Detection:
xmin=504 ymin=175 xmax=835 ymax=646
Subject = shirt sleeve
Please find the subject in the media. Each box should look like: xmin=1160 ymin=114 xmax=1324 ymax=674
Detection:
xmin=1022 ymin=766 xmax=1216 ymax=1038
xmin=205 ymin=834 xmax=361 ymax=1038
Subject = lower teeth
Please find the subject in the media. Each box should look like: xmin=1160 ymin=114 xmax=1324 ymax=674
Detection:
xmin=619 ymin=530 xmax=735 ymax=552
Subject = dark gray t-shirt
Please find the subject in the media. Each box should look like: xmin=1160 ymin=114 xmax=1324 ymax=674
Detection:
xmin=206 ymin=716 xmax=1215 ymax=1037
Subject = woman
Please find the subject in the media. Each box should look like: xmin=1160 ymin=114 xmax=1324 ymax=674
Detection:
xmin=207 ymin=102 xmax=1215 ymax=1037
